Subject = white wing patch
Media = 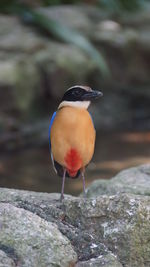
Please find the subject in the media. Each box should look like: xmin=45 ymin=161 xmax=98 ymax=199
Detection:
xmin=51 ymin=151 xmax=57 ymax=174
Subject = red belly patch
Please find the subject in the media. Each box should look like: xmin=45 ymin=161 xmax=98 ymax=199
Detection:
xmin=65 ymin=148 xmax=82 ymax=177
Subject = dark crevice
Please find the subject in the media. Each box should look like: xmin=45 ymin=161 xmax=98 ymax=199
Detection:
xmin=0 ymin=244 xmax=21 ymax=266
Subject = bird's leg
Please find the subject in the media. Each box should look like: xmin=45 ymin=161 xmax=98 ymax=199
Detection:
xmin=81 ymin=168 xmax=86 ymax=198
xmin=60 ymin=168 xmax=66 ymax=201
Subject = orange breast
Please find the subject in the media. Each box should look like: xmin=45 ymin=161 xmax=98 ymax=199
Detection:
xmin=50 ymin=106 xmax=96 ymax=176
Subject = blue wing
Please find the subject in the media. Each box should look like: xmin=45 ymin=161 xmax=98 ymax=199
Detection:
xmin=49 ymin=111 xmax=57 ymax=152
xmin=49 ymin=111 xmax=57 ymax=173
xmin=89 ymin=112 xmax=95 ymax=129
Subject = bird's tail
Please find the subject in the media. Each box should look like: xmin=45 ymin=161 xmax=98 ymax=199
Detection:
xmin=54 ymin=160 xmax=80 ymax=179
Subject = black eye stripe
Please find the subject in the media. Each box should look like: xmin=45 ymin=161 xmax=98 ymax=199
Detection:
xmin=60 ymin=86 xmax=102 ymax=103
xmin=62 ymin=88 xmax=86 ymax=102
xmin=72 ymin=89 xmax=82 ymax=96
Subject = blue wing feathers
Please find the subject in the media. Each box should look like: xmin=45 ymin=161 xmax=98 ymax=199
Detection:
xmin=49 ymin=111 xmax=57 ymax=152
xmin=89 ymin=112 xmax=95 ymax=129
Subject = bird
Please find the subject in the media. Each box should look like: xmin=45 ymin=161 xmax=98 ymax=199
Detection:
xmin=49 ymin=85 xmax=103 ymax=200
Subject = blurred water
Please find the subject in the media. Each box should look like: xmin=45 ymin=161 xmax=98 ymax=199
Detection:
xmin=0 ymin=131 xmax=150 ymax=196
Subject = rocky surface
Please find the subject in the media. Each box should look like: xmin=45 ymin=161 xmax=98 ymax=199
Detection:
xmin=0 ymin=164 xmax=150 ymax=267
xmin=0 ymin=203 xmax=77 ymax=267
xmin=75 ymin=254 xmax=122 ymax=267
xmin=86 ymin=164 xmax=150 ymax=197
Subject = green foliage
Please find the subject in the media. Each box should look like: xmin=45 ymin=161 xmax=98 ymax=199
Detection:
xmin=0 ymin=0 xmax=83 ymax=9
xmin=43 ymin=0 xmax=81 ymax=5
xmin=0 ymin=0 xmax=149 ymax=10
xmin=98 ymin=0 xmax=148 ymax=12
xmin=27 ymin=9 xmax=109 ymax=76
xmin=43 ymin=0 xmax=61 ymax=5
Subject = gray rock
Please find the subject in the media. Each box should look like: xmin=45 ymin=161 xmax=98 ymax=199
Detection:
xmin=0 ymin=15 xmax=46 ymax=52
xmin=86 ymin=164 xmax=150 ymax=197
xmin=0 ymin=250 xmax=15 ymax=267
xmin=0 ymin=14 xmax=95 ymax=116
xmin=0 ymin=186 xmax=149 ymax=267
xmin=0 ymin=202 xmax=77 ymax=267
xmin=75 ymin=253 xmax=123 ymax=267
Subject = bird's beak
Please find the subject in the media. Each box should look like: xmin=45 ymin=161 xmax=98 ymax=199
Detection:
xmin=81 ymin=90 xmax=103 ymax=101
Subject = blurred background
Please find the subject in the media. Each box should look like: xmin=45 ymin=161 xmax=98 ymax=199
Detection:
xmin=0 ymin=0 xmax=150 ymax=195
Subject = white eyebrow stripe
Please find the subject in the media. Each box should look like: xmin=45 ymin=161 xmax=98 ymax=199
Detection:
xmin=66 ymin=85 xmax=91 ymax=92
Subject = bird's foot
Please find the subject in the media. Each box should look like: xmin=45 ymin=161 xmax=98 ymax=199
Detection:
xmin=60 ymin=194 xmax=64 ymax=202
xmin=83 ymin=191 xmax=86 ymax=199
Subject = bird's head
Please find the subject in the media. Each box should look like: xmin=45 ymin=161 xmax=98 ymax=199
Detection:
xmin=58 ymin=85 xmax=103 ymax=109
